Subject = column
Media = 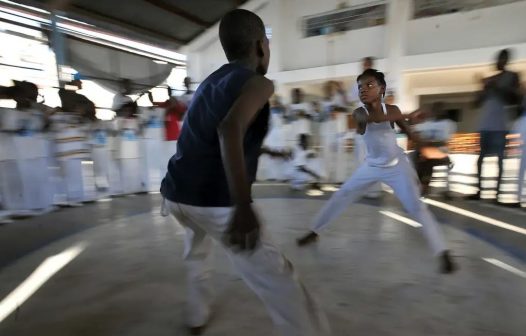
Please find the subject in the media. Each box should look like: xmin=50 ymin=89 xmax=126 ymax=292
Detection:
xmin=384 ymin=0 xmax=413 ymax=111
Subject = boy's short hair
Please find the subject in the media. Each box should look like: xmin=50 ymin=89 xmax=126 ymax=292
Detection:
xmin=219 ymin=9 xmax=266 ymax=61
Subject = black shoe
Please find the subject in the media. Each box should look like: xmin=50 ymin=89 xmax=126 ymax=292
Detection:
xmin=310 ymin=182 xmax=322 ymax=190
xmin=466 ymin=193 xmax=481 ymax=201
xmin=188 ymin=325 xmax=206 ymax=335
xmin=439 ymin=251 xmax=456 ymax=274
xmin=297 ymin=231 xmax=319 ymax=247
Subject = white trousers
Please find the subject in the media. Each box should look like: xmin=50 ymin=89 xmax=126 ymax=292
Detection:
xmin=165 ymin=200 xmax=330 ymax=336
xmin=60 ymin=159 xmax=85 ymax=203
xmin=0 ymin=158 xmax=53 ymax=211
xmin=141 ymin=137 xmax=164 ymax=192
xmin=354 ymin=134 xmax=382 ymax=196
xmin=119 ymin=158 xmax=145 ymax=194
xmin=92 ymin=147 xmax=111 ymax=191
xmin=22 ymin=157 xmax=53 ymax=210
xmin=311 ymin=155 xmax=447 ymax=256
xmin=0 ymin=160 xmax=24 ymax=210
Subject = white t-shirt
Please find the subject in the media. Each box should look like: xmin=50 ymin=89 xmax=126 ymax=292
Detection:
xmin=289 ymin=102 xmax=314 ymax=117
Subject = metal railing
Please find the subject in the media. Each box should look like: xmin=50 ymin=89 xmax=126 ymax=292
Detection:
xmin=413 ymin=0 xmax=524 ymax=19
xmin=303 ymin=1 xmax=387 ymax=37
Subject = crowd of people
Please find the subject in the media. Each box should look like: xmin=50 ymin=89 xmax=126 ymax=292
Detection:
xmin=0 ymin=76 xmax=193 ymax=222
xmin=2 ymin=47 xmax=526 ymax=225
xmin=259 ymin=51 xmax=526 ymax=206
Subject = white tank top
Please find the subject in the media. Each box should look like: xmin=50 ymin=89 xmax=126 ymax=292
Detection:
xmin=362 ymin=104 xmax=402 ymax=167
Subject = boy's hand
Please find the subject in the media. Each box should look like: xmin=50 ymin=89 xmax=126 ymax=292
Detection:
xmin=224 ymin=204 xmax=260 ymax=252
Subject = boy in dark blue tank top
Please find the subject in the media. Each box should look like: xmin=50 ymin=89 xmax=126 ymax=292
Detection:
xmin=161 ymin=9 xmax=329 ymax=336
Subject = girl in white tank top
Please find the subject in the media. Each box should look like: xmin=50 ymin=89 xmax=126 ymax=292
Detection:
xmin=361 ymin=103 xmax=402 ymax=167
xmin=297 ymin=69 xmax=456 ymax=274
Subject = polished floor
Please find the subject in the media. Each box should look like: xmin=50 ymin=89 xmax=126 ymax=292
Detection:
xmin=0 ymin=187 xmax=525 ymax=336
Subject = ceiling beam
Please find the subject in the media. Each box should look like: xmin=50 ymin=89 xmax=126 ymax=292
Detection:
xmin=69 ymin=4 xmax=187 ymax=45
xmin=143 ymin=0 xmax=211 ymax=27
xmin=6 ymin=0 xmax=186 ymax=46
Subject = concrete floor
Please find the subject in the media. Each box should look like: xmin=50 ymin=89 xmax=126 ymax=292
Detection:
xmin=0 ymin=189 xmax=525 ymax=336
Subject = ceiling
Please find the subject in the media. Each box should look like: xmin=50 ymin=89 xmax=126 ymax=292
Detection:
xmin=11 ymin=0 xmax=248 ymax=50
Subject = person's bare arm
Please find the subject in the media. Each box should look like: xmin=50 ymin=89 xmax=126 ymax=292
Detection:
xmin=385 ymin=105 xmax=433 ymax=148
xmin=218 ymin=75 xmax=274 ymax=251
xmin=352 ymin=107 xmax=367 ymax=135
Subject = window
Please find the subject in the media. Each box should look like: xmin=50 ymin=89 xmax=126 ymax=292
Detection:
xmin=413 ymin=0 xmax=523 ymax=19
xmin=303 ymin=1 xmax=387 ymax=38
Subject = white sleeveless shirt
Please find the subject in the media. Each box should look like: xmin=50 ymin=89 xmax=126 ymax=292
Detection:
xmin=362 ymin=104 xmax=402 ymax=167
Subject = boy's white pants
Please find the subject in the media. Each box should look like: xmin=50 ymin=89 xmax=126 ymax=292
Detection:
xmin=311 ymin=154 xmax=447 ymax=255
xmin=164 ymin=200 xmax=330 ymax=336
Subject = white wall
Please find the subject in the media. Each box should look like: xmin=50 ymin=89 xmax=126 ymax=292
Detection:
xmin=407 ymin=1 xmax=526 ymax=55
xmin=183 ymin=0 xmax=272 ymax=82
xmin=184 ymin=0 xmax=526 ymax=112
xmin=279 ymin=26 xmax=385 ymax=71
xmin=279 ymin=0 xmax=385 ymax=71
xmin=184 ymin=0 xmax=385 ymax=81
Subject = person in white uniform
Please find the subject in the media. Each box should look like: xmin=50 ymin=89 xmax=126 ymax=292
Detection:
xmin=297 ymin=69 xmax=456 ymax=274
xmin=258 ymin=95 xmax=289 ymax=181
xmin=321 ymin=81 xmax=350 ymax=184
xmin=347 ymin=57 xmax=383 ymax=198
xmin=112 ymin=80 xmax=145 ymax=195
xmin=288 ymin=88 xmax=314 ymax=145
xmin=59 ymin=78 xmax=99 ymax=201
xmin=289 ymin=134 xmax=324 ymax=190
xmin=179 ymin=76 xmax=195 ymax=108
xmin=0 ymin=107 xmax=19 ymax=219
xmin=116 ymin=116 xmax=145 ymax=194
xmin=90 ymin=119 xmax=112 ymax=193
xmin=0 ymin=81 xmax=55 ymax=215
xmin=51 ymin=111 xmax=90 ymax=206
xmin=411 ymin=102 xmax=457 ymax=197
xmin=0 ymin=108 xmax=51 ymax=214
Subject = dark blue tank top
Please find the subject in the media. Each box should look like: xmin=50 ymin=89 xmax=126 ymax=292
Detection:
xmin=161 ymin=63 xmax=269 ymax=207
